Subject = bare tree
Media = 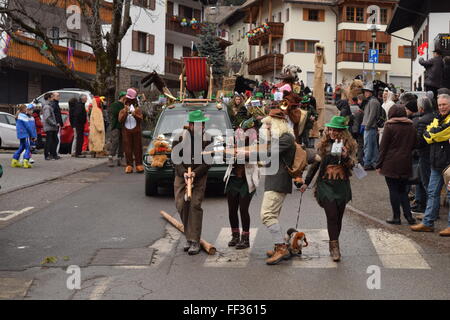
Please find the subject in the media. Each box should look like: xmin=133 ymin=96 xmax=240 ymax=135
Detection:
xmin=0 ymin=0 xmax=132 ymax=102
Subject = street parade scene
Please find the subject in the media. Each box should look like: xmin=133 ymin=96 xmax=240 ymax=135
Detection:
xmin=0 ymin=0 xmax=450 ymax=309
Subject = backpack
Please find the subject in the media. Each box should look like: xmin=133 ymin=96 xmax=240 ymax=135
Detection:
xmin=284 ymin=142 xmax=308 ymax=178
xmin=376 ymin=103 xmax=387 ymax=128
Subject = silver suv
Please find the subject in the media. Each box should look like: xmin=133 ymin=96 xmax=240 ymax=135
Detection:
xmin=31 ymin=88 xmax=94 ymax=110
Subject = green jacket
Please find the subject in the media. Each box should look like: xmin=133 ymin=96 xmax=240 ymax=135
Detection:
xmin=109 ymin=101 xmax=125 ymax=130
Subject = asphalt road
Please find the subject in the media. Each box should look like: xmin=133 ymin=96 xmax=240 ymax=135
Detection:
xmin=1 ymin=104 xmax=449 ymax=300
xmin=1 ymin=164 xmax=450 ymax=300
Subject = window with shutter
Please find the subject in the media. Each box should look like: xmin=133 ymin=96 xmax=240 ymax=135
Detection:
xmin=132 ymin=30 xmax=139 ymax=52
xmin=148 ymin=0 xmax=155 ymax=10
xmin=193 ymin=9 xmax=201 ymax=20
xmin=166 ymin=43 xmax=174 ymax=58
xmin=167 ymin=1 xmax=174 ymax=15
xmin=147 ymin=34 xmax=155 ymax=55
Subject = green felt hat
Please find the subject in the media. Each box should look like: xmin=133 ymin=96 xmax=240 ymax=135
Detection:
xmin=325 ymin=116 xmax=348 ymax=129
xmin=118 ymin=91 xmax=127 ymax=99
xmin=188 ymin=110 xmax=209 ymax=123
xmin=254 ymin=92 xmax=264 ymax=98
xmin=301 ymin=96 xmax=310 ymax=104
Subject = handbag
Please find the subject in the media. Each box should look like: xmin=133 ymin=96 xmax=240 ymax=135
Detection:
xmin=407 ymin=162 xmax=420 ymax=185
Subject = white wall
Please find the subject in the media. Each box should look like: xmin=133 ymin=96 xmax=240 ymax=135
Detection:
xmin=120 ymin=4 xmax=166 ymax=73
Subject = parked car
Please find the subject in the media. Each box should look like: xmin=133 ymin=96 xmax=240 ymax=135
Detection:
xmin=41 ymin=110 xmax=74 ymax=154
xmin=31 ymin=88 xmax=93 ymax=111
xmin=0 ymin=111 xmax=19 ymax=148
xmin=142 ymin=102 xmax=232 ymax=196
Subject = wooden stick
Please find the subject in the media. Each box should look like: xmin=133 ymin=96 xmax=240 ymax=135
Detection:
xmin=160 ymin=211 xmax=216 ymax=255
xmin=186 ymin=167 xmax=192 ymax=201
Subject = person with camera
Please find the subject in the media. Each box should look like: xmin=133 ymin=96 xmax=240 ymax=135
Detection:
xmin=118 ymin=88 xmax=144 ymax=174
xmin=300 ymin=116 xmax=357 ymax=262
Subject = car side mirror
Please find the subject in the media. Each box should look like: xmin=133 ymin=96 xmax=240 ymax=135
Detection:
xmin=142 ymin=130 xmax=153 ymax=139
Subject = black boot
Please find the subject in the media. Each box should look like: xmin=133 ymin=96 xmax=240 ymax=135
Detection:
xmin=404 ymin=214 xmax=417 ymax=225
xmin=386 ymin=211 xmax=401 ymax=224
xmin=236 ymin=233 xmax=250 ymax=250
xmin=228 ymin=232 xmax=240 ymax=247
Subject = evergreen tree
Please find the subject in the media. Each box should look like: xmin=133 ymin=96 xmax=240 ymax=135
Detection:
xmin=197 ymin=22 xmax=226 ymax=79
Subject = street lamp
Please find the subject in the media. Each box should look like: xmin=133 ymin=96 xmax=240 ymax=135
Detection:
xmin=360 ymin=43 xmax=366 ymax=83
xmin=368 ymin=24 xmax=380 ymax=81
xmin=273 ymin=49 xmax=278 ymax=82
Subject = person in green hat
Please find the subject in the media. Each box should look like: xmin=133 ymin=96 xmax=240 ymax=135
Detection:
xmin=300 ymin=115 xmax=357 ymax=262
xmin=172 ymin=110 xmax=214 ymax=255
xmin=299 ymin=95 xmax=318 ymax=148
xmin=107 ymin=91 xmax=127 ymax=167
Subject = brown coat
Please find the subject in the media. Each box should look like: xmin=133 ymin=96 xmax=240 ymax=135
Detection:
xmin=88 ymin=105 xmax=105 ymax=152
xmin=376 ymin=117 xmax=417 ymax=179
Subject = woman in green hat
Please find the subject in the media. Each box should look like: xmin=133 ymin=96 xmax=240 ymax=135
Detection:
xmin=300 ymin=115 xmax=357 ymax=262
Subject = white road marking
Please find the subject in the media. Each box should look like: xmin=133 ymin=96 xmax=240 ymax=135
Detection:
xmin=149 ymin=224 xmax=181 ymax=267
xmin=367 ymin=228 xmax=431 ymax=269
xmin=204 ymin=228 xmax=258 ymax=268
xmin=291 ymin=229 xmax=337 ymax=268
xmin=0 ymin=207 xmax=34 ymax=221
xmin=89 ymin=277 xmax=113 ymax=300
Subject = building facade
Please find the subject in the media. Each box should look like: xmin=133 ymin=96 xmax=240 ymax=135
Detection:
xmin=217 ymin=0 xmax=413 ymax=91
xmin=387 ymin=0 xmax=450 ymax=91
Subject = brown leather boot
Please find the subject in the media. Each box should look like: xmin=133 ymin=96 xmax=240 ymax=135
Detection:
xmin=439 ymin=227 xmax=450 ymax=237
xmin=125 ymin=166 xmax=133 ymax=174
xmin=329 ymin=240 xmax=341 ymax=262
xmin=410 ymin=223 xmax=434 ymax=232
xmin=265 ymin=244 xmax=290 ymax=265
xmin=136 ymin=165 xmax=145 ymax=173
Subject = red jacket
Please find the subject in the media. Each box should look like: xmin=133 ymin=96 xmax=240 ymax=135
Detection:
xmin=32 ymin=111 xmax=43 ymax=135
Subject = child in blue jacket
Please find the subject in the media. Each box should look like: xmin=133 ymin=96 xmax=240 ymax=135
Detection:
xmin=11 ymin=104 xmax=37 ymax=168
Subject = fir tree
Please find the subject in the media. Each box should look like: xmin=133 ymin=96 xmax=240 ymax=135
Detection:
xmin=197 ymin=22 xmax=226 ymax=79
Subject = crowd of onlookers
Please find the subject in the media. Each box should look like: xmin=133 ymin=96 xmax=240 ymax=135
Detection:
xmin=333 ymin=48 xmax=450 ymax=237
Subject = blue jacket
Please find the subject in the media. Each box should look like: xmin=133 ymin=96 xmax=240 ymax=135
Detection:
xmin=16 ymin=113 xmax=37 ymax=139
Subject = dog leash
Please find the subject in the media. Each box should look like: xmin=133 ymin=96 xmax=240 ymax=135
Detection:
xmin=295 ymin=191 xmax=304 ymax=230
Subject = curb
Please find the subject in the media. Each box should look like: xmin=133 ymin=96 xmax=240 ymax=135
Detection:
xmin=0 ymin=159 xmax=108 ymax=196
xmin=346 ymin=204 xmax=450 ymax=251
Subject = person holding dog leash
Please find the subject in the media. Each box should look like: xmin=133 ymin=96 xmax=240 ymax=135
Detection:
xmin=300 ymin=116 xmax=357 ymax=262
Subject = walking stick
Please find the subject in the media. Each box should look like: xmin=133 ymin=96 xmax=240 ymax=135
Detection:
xmin=160 ymin=211 xmax=216 ymax=255
xmin=186 ymin=167 xmax=192 ymax=201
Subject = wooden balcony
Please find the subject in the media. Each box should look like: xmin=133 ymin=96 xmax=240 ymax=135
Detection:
xmin=248 ymin=22 xmax=284 ymax=46
xmin=7 ymin=36 xmax=97 ymax=75
xmin=165 ymin=57 xmax=182 ymax=75
xmin=166 ymin=16 xmax=202 ymax=37
xmin=247 ymin=53 xmax=283 ymax=75
xmin=337 ymin=52 xmax=391 ymax=64
xmin=39 ymin=0 xmax=113 ymax=23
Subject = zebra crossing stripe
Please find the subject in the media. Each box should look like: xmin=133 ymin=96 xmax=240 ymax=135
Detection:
xmin=291 ymin=229 xmax=337 ymax=268
xmin=204 ymin=228 xmax=258 ymax=268
xmin=367 ymin=228 xmax=431 ymax=269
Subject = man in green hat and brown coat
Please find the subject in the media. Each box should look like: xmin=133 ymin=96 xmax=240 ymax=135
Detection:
xmin=172 ymin=110 xmax=214 ymax=255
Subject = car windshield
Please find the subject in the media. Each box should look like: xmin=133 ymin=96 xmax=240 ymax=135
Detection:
xmin=155 ymin=110 xmax=231 ymax=138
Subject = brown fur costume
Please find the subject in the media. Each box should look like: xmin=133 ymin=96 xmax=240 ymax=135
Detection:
xmin=341 ymin=79 xmax=364 ymax=102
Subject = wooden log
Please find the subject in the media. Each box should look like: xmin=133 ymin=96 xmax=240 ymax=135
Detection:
xmin=160 ymin=210 xmax=216 ymax=255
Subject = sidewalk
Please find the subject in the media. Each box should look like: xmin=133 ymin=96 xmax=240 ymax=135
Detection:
xmin=0 ymin=153 xmax=108 ymax=195
xmin=348 ymin=171 xmax=450 ymax=250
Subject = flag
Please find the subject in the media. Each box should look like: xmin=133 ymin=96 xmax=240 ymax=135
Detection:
xmin=418 ymin=42 xmax=428 ymax=56
xmin=67 ymin=47 xmax=75 ymax=70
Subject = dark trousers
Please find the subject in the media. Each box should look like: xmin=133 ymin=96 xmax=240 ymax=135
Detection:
xmin=322 ymin=200 xmax=346 ymax=241
xmin=425 ymin=85 xmax=439 ymax=102
xmin=75 ymin=127 xmax=84 ymax=156
xmin=227 ymin=191 xmax=252 ymax=233
xmin=352 ymin=133 xmax=364 ymax=164
xmin=122 ymin=128 xmax=142 ymax=166
xmin=385 ymin=177 xmax=413 ymax=219
xmin=44 ymin=131 xmax=58 ymax=158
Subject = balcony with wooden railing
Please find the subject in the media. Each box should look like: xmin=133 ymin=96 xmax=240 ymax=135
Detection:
xmin=39 ymin=0 xmax=113 ymax=23
xmin=7 ymin=36 xmax=97 ymax=75
xmin=247 ymin=53 xmax=283 ymax=75
xmin=165 ymin=57 xmax=182 ymax=75
xmin=248 ymin=22 xmax=284 ymax=46
xmin=166 ymin=15 xmax=202 ymax=37
xmin=337 ymin=52 xmax=391 ymax=64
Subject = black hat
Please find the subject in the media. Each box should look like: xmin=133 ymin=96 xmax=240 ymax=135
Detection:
xmin=405 ymin=100 xmax=418 ymax=113
xmin=433 ymin=48 xmax=443 ymax=55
